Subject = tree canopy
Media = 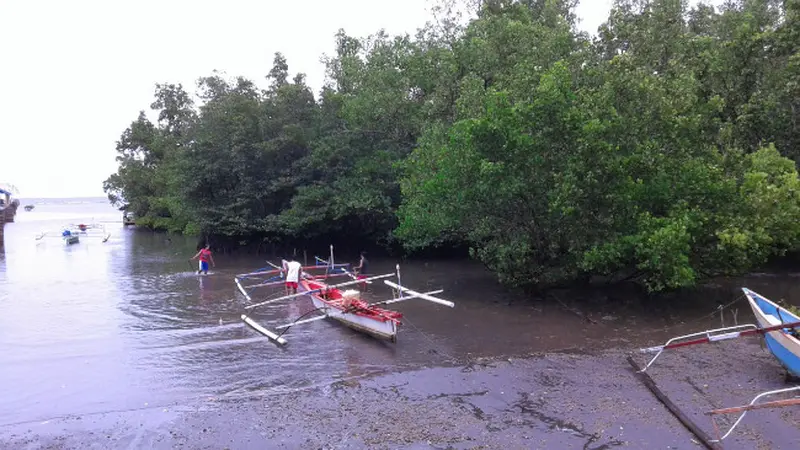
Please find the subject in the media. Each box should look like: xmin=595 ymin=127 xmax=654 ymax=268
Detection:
xmin=105 ymin=0 xmax=800 ymax=292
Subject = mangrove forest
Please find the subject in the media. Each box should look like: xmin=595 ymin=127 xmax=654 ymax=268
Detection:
xmin=104 ymin=0 xmax=800 ymax=292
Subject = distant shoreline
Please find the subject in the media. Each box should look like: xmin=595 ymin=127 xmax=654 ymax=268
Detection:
xmin=17 ymin=197 xmax=108 ymax=203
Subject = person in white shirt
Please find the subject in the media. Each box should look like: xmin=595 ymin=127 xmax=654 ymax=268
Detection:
xmin=283 ymin=258 xmax=302 ymax=294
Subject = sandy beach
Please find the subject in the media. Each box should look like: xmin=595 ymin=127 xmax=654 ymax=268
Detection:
xmin=3 ymin=338 xmax=797 ymax=450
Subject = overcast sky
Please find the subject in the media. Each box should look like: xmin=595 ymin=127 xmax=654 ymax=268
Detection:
xmin=0 ymin=0 xmax=615 ymax=198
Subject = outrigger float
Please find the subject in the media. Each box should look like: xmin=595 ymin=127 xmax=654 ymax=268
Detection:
xmin=234 ymin=246 xmax=454 ymax=346
xmin=630 ymin=287 xmax=800 ymax=449
xmin=35 ymin=222 xmax=111 ymax=245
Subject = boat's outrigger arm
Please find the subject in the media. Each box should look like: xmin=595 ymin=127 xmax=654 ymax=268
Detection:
xmin=371 ymin=289 xmax=445 ymax=306
xmin=639 ymin=324 xmax=759 ymax=372
xmin=244 ymin=272 xmax=396 ymax=310
xmin=274 ymin=312 xmax=330 ymax=330
xmin=314 ymin=245 xmax=368 ymax=283
xmin=34 ymin=227 xmax=111 ymax=243
xmin=241 ymin=306 xmax=335 ymax=347
xmin=385 ymin=281 xmax=455 ymax=308
xmin=236 ymin=268 xmax=283 ymax=279
xmin=638 ymin=321 xmax=800 ymax=373
xmin=706 ymin=386 xmax=800 ymax=442
xmin=234 ymin=268 xmax=284 ymax=302
xmin=384 ymin=265 xmax=454 ymax=309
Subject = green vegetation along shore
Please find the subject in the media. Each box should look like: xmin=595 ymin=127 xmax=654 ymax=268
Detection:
xmin=104 ymin=0 xmax=800 ymax=293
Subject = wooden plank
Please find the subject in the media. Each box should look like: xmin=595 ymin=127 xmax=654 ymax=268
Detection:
xmin=626 ymin=356 xmax=721 ymax=450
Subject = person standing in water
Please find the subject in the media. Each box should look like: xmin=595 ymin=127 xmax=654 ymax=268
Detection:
xmin=283 ymin=258 xmax=302 ymax=294
xmin=353 ymin=251 xmax=369 ymax=290
xmin=191 ymin=244 xmax=215 ymax=275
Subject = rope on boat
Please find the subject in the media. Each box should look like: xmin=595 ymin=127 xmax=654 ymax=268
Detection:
xmin=657 ymin=294 xmax=746 ymax=333
xmin=399 ymin=314 xmax=462 ymax=364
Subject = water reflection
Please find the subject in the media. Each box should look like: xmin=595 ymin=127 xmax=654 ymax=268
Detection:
xmin=0 ymin=211 xmax=141 ymax=425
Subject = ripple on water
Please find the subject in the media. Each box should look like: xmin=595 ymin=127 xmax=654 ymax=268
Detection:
xmin=7 ymin=218 xmax=742 ymax=428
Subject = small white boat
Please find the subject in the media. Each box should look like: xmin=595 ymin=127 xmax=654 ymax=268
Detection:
xmin=299 ymin=279 xmax=404 ymax=342
xmin=63 ymin=233 xmax=80 ymax=245
xmin=36 ymin=223 xmax=111 ymax=244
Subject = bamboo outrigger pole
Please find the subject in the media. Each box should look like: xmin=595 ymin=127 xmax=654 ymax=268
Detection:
xmin=705 ymin=386 xmax=800 ymax=443
xmin=708 ymin=397 xmax=800 ymax=415
xmin=639 ymin=321 xmax=800 ymax=373
xmin=243 ymin=272 xmax=396 ymax=310
xmin=627 ymin=356 xmax=722 ymax=450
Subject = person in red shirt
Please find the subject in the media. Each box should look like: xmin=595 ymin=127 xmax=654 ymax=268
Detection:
xmin=191 ymin=244 xmax=215 ymax=275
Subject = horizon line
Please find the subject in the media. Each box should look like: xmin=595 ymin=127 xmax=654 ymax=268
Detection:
xmin=17 ymin=195 xmax=109 ymax=200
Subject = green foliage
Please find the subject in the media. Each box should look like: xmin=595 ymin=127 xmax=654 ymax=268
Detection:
xmin=105 ymin=0 xmax=800 ymax=293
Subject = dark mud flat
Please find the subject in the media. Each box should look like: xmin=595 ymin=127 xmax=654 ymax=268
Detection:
xmin=2 ymin=339 xmax=798 ymax=450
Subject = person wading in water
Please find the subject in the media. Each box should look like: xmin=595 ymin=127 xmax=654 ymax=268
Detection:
xmin=283 ymin=258 xmax=302 ymax=294
xmin=191 ymin=243 xmax=215 ymax=275
xmin=353 ymin=251 xmax=369 ymax=291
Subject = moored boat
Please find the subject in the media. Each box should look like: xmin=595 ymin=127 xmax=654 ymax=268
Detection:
xmin=62 ymin=230 xmax=80 ymax=245
xmin=634 ymin=287 xmax=800 ymax=446
xmin=742 ymin=287 xmax=800 ymax=378
xmin=300 ymin=278 xmax=403 ymax=342
xmin=36 ymin=223 xmax=111 ymax=244
xmin=236 ymin=245 xmax=454 ymax=346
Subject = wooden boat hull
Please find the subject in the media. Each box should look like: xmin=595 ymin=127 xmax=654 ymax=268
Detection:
xmin=300 ymin=279 xmax=401 ymax=342
xmin=308 ymin=294 xmax=398 ymax=341
xmin=743 ymin=288 xmax=800 ymax=377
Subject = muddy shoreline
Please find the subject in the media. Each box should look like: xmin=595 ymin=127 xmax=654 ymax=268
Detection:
xmin=3 ymin=339 xmax=797 ymax=450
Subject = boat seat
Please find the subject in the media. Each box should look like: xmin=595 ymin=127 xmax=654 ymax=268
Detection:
xmin=763 ymin=314 xmax=782 ymax=327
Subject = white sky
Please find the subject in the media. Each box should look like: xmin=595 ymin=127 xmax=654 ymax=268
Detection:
xmin=0 ymin=0 xmax=614 ymax=198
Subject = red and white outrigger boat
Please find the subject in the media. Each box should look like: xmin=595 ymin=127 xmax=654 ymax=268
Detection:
xmin=234 ymin=246 xmax=454 ymax=346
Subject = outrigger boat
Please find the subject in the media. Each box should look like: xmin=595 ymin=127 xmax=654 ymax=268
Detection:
xmin=234 ymin=246 xmax=454 ymax=346
xmin=631 ymin=287 xmax=800 ymax=448
xmin=35 ymin=222 xmax=111 ymax=245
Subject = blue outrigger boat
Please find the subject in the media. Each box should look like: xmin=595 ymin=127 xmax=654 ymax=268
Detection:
xmin=634 ymin=287 xmax=800 ymax=447
xmin=35 ymin=222 xmax=111 ymax=245
xmin=742 ymin=288 xmax=800 ymax=377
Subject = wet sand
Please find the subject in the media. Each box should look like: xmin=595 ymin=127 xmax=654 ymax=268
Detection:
xmin=2 ymin=338 xmax=797 ymax=450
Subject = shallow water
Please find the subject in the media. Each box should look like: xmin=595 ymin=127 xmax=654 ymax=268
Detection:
xmin=1 ymin=198 xmax=798 ymax=431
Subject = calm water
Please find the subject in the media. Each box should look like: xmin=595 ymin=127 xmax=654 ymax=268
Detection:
xmin=0 ymin=198 xmax=797 ymax=429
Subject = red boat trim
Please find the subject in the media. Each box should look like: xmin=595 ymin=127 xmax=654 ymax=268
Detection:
xmin=300 ymin=279 xmax=403 ymax=324
xmin=659 ymin=320 xmax=800 ymax=351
